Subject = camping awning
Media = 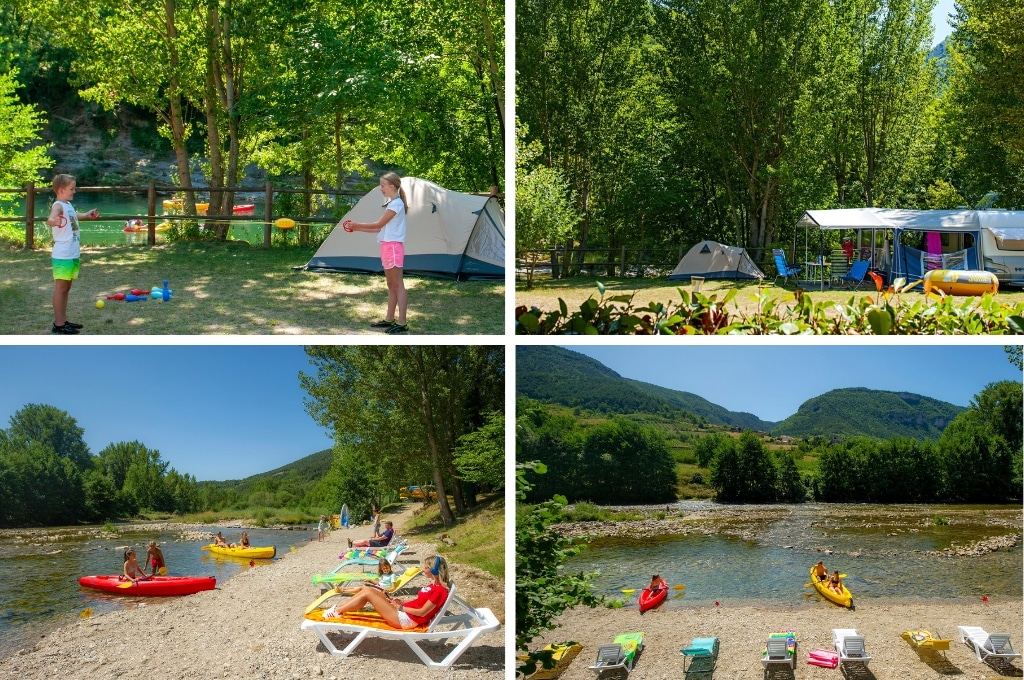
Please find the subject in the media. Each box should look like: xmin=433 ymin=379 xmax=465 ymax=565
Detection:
xmin=797 ymin=208 xmax=984 ymax=232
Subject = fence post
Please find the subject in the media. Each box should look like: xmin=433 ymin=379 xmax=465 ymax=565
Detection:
xmin=264 ymin=181 xmax=273 ymax=247
xmin=620 ymin=246 xmax=626 ymax=277
xmin=24 ymin=182 xmax=35 ymax=249
xmin=550 ymin=249 xmax=560 ymax=278
xmin=147 ymin=180 xmax=157 ymax=246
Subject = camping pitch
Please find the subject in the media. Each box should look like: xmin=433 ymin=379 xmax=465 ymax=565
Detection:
xmin=667 ymin=240 xmax=765 ymax=281
xmin=300 ymin=177 xmax=504 ymax=280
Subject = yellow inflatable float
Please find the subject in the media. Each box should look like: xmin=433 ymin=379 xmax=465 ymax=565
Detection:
xmin=923 ymin=269 xmax=999 ymax=296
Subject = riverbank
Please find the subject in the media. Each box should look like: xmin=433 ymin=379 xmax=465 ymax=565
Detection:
xmin=0 ymin=505 xmax=504 ymax=679
xmin=530 ymin=599 xmax=1022 ymax=680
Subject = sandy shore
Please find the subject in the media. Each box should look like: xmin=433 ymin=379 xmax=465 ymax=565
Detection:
xmin=0 ymin=506 xmax=504 ymax=679
xmin=530 ymin=599 xmax=1022 ymax=680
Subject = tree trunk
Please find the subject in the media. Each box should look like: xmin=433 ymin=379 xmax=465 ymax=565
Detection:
xmin=407 ymin=349 xmax=456 ymax=527
xmin=163 ymin=0 xmax=193 ymax=204
xmin=204 ymin=1 xmax=227 ymax=238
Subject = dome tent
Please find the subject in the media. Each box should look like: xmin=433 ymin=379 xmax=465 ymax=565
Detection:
xmin=300 ymin=177 xmax=504 ymax=280
xmin=667 ymin=240 xmax=765 ymax=281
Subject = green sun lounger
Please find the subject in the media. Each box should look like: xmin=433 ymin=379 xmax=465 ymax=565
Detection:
xmin=588 ymin=632 xmax=644 ymax=676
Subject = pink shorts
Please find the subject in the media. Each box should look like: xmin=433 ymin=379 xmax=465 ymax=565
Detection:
xmin=380 ymin=241 xmax=405 ymax=270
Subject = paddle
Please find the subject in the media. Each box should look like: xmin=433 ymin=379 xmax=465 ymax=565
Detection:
xmin=304 ymin=587 xmax=340 ymax=614
xmin=673 ymin=584 xmax=686 ymax=590
xmin=621 ymin=589 xmax=636 ymax=594
xmin=117 ymin=579 xmax=137 ymax=588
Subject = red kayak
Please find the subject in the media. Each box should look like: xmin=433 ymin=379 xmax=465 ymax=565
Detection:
xmin=639 ymin=587 xmax=667 ymax=613
xmin=78 ymin=575 xmax=216 ymax=596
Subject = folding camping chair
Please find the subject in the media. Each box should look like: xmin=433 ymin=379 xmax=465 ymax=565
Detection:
xmin=772 ymin=250 xmax=801 ymax=286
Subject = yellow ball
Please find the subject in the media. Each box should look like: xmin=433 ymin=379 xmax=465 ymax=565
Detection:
xmin=96 ymin=300 xmax=105 ymax=309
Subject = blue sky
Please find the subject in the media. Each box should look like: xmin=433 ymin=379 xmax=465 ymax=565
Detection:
xmin=0 ymin=346 xmax=333 ymax=481
xmin=933 ymin=0 xmax=956 ymax=45
xmin=565 ymin=345 xmax=1021 ymax=423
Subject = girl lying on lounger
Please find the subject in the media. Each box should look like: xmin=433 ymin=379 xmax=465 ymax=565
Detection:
xmin=323 ymin=555 xmax=449 ymax=629
xmin=333 ymin=557 xmax=397 ymax=595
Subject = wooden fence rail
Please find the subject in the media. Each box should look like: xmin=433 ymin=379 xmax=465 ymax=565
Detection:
xmin=518 ymin=246 xmax=686 ymax=279
xmin=0 ymin=181 xmax=364 ymax=248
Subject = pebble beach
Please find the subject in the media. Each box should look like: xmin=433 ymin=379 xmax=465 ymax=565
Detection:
xmin=0 ymin=507 xmax=504 ymax=680
xmin=530 ymin=599 xmax=1022 ymax=680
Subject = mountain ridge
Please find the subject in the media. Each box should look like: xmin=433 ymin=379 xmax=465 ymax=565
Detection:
xmin=517 ymin=346 xmax=965 ymax=440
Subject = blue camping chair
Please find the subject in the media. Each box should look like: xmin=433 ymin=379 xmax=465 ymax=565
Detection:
xmin=839 ymin=260 xmax=870 ymax=290
xmin=772 ymin=249 xmax=801 ymax=286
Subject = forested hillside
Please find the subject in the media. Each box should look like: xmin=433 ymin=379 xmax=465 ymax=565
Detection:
xmin=197 ymin=448 xmax=334 ymax=511
xmin=773 ymin=389 xmax=964 ymax=440
xmin=516 ymin=346 xmax=702 ymax=421
xmin=626 ymin=379 xmax=775 ymax=431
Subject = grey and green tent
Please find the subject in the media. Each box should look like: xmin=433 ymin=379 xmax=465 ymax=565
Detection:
xmin=301 ymin=177 xmax=504 ymax=280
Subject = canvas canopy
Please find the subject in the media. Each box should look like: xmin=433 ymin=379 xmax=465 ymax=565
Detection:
xmin=796 ymin=208 xmax=986 ymax=281
xmin=667 ymin=240 xmax=765 ymax=281
xmin=301 ymin=177 xmax=504 ymax=280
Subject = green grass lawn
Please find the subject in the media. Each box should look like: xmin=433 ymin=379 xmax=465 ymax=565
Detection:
xmin=2 ymin=243 xmax=504 ymax=335
xmin=404 ymin=494 xmax=504 ymax=578
xmin=516 ymin=275 xmax=1024 ymax=324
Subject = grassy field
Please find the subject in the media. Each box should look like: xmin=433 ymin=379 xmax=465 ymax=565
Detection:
xmin=516 ymin=275 xmax=1024 ymax=324
xmin=404 ymin=494 xmax=504 ymax=578
xmin=1 ymin=243 xmax=504 ymax=335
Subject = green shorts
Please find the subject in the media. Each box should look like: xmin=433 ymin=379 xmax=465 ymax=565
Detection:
xmin=52 ymin=258 xmax=81 ymax=281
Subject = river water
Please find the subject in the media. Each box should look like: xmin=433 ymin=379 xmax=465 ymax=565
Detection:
xmin=12 ymin=193 xmax=349 ymax=246
xmin=0 ymin=523 xmax=315 ymax=659
xmin=564 ymin=502 xmax=1022 ymax=607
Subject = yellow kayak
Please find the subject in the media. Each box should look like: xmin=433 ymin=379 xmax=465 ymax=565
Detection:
xmin=810 ymin=566 xmax=852 ymax=607
xmin=205 ymin=544 xmax=275 ymax=559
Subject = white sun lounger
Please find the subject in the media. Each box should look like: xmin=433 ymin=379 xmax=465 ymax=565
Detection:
xmin=957 ymin=626 xmax=1021 ymax=664
xmin=832 ymin=628 xmax=872 ymax=668
xmin=300 ymin=583 xmax=500 ymax=669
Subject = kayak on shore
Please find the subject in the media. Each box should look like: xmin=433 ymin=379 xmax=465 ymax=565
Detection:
xmin=204 ymin=544 xmax=276 ymax=559
xmin=78 ymin=574 xmax=216 ymax=596
xmin=810 ymin=566 xmax=853 ymax=608
xmin=639 ymin=586 xmax=667 ymax=613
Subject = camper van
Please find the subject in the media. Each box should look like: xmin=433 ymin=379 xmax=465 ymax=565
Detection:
xmin=979 ymin=213 xmax=1024 ymax=287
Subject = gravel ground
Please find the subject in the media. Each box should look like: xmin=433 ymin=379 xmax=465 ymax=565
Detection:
xmin=0 ymin=507 xmax=504 ymax=679
xmin=529 ymin=599 xmax=1022 ymax=680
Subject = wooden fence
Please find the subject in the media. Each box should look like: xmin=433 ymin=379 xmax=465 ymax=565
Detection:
xmin=0 ymin=181 xmax=364 ymax=248
xmin=518 ymin=246 xmax=687 ymax=280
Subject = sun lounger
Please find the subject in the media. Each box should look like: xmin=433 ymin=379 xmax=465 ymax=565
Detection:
xmin=300 ymin=582 xmax=499 ymax=669
xmin=588 ymin=632 xmax=644 ymax=676
xmin=832 ymin=628 xmax=871 ymax=668
xmin=330 ymin=543 xmax=407 ymax=574
xmin=957 ymin=626 xmax=1021 ymax=664
xmin=680 ymin=637 xmax=719 ymax=676
xmin=762 ymin=632 xmax=796 ymax=672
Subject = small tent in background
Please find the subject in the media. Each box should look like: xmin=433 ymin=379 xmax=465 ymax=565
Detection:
xmin=300 ymin=177 xmax=504 ymax=280
xmin=667 ymin=240 xmax=765 ymax=281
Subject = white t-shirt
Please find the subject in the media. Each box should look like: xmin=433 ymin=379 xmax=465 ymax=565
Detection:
xmin=51 ymin=200 xmax=81 ymax=259
xmin=377 ymin=197 xmax=407 ymax=244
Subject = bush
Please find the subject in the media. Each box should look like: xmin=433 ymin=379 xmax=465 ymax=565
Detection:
xmin=515 ymin=282 xmax=1024 ymax=335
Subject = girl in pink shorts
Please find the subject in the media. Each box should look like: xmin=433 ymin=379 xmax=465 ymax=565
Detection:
xmin=342 ymin=172 xmax=409 ymax=334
